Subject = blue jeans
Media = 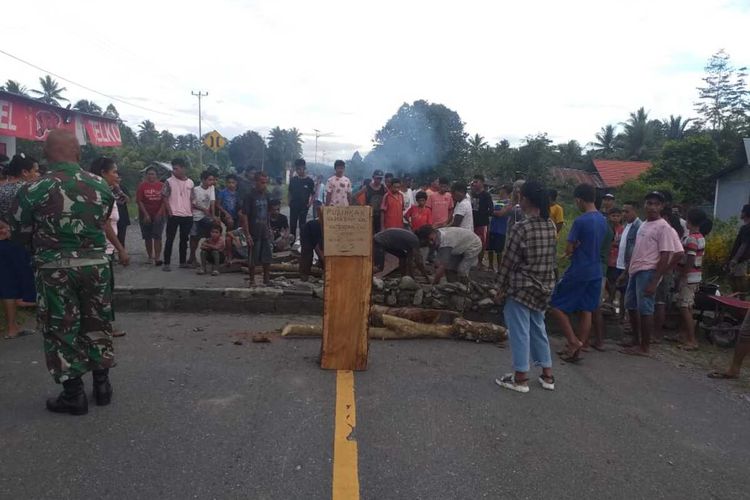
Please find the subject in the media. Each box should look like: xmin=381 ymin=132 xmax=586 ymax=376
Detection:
xmin=625 ymin=269 xmax=657 ymax=315
xmin=503 ymin=297 xmax=552 ymax=373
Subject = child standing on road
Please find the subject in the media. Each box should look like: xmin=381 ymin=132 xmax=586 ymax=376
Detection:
xmin=675 ymin=209 xmax=710 ymax=350
xmin=405 ymin=191 xmax=432 ymax=231
xmin=198 ymin=224 xmax=225 ymax=276
xmin=606 ymin=207 xmax=624 ymax=305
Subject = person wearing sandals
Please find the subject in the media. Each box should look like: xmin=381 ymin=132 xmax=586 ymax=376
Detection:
xmin=494 ymin=181 xmax=558 ymax=393
xmin=90 ymin=157 xmax=131 ymax=338
xmin=548 ymin=184 xmax=608 ymax=363
xmin=0 ymin=154 xmax=39 ymax=339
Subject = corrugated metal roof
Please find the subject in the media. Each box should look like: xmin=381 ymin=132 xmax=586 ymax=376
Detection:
xmin=592 ymin=160 xmax=652 ymax=188
xmin=550 ymin=166 xmax=606 ymax=189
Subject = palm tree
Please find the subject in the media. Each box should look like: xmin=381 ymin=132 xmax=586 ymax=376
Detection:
xmin=664 ymin=115 xmax=693 ymax=140
xmin=468 ymin=133 xmax=488 ymax=154
xmin=2 ymin=79 xmax=28 ymax=96
xmin=620 ymin=107 xmax=657 ymax=160
xmin=590 ymin=124 xmax=618 ymax=155
xmin=31 ymin=75 xmax=68 ymax=106
xmin=73 ymin=99 xmax=103 ymax=115
xmin=138 ymin=120 xmax=159 ymax=146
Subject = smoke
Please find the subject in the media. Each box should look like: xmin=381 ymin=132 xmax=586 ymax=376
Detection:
xmin=364 ymin=100 xmax=463 ymax=180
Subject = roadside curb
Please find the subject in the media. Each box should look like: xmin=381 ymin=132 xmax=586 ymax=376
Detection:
xmin=114 ymin=286 xmax=324 ymax=315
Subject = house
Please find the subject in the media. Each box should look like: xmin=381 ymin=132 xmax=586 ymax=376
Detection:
xmin=550 ymin=166 xmax=606 ymax=189
xmin=592 ymin=159 xmax=653 ymax=189
xmin=712 ymin=139 xmax=750 ymax=221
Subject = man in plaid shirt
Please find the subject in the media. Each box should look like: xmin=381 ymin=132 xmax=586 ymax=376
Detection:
xmin=494 ymin=181 xmax=558 ymax=393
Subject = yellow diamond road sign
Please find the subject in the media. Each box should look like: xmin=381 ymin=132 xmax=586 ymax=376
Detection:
xmin=203 ymin=130 xmax=227 ymax=152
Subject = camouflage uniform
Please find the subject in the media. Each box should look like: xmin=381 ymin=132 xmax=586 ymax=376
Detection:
xmin=13 ymin=162 xmax=115 ymax=383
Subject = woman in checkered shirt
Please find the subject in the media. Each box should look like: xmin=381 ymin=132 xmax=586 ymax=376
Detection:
xmin=494 ymin=181 xmax=558 ymax=393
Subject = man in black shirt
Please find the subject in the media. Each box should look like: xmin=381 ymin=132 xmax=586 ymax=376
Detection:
xmin=373 ymin=228 xmax=429 ymax=278
xmin=269 ymin=199 xmax=292 ymax=251
xmin=300 ymin=219 xmax=324 ymax=281
xmin=365 ymin=169 xmax=387 ymax=234
xmin=288 ymin=158 xmax=315 ymax=241
xmin=470 ymin=174 xmax=494 ymax=268
xmin=239 ymin=171 xmax=272 ymax=285
xmin=728 ymin=204 xmax=750 ymax=294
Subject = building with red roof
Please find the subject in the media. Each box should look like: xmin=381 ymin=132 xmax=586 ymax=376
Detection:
xmin=592 ymin=159 xmax=652 ymax=188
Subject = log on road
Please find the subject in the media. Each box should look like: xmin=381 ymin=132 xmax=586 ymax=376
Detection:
xmin=370 ymin=305 xmax=459 ymax=326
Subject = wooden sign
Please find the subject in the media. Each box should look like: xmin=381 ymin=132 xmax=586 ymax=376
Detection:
xmin=323 ymin=206 xmax=372 ymax=256
xmin=321 ymin=206 xmax=373 ymax=371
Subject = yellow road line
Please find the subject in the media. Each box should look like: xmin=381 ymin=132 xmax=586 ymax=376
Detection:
xmin=333 ymin=370 xmax=360 ymax=500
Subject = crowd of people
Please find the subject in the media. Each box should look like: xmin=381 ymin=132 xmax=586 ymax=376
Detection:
xmin=1 ymin=130 xmax=749 ymax=413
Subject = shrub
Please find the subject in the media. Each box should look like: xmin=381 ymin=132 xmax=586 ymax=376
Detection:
xmin=703 ymin=217 xmax=738 ymax=278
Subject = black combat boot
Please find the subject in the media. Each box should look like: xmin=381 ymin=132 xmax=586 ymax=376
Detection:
xmin=46 ymin=377 xmax=88 ymax=415
xmin=92 ymin=369 xmax=113 ymax=406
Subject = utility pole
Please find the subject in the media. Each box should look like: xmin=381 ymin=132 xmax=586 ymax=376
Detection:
xmin=192 ymin=90 xmax=208 ymax=166
xmin=313 ymin=128 xmax=320 ymax=166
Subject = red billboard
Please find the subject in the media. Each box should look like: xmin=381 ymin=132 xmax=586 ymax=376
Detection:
xmin=0 ymin=92 xmax=121 ymax=147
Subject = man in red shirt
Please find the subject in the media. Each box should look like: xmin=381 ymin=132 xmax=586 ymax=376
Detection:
xmin=136 ymin=166 xmax=165 ymax=265
xmin=380 ymin=178 xmax=405 ymax=231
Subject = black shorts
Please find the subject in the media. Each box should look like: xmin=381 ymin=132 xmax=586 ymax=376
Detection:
xmin=488 ymin=233 xmax=506 ymax=253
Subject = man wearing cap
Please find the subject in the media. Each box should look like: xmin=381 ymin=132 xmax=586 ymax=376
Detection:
xmin=364 ymin=170 xmax=387 ymax=233
xmin=621 ymin=191 xmax=683 ymax=356
xmin=601 ymin=193 xmax=615 ymax=215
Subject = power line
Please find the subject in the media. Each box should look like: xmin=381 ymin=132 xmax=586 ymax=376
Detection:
xmin=0 ymin=48 xmax=174 ymax=116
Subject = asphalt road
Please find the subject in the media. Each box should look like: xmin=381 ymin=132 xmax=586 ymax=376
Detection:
xmin=1 ymin=312 xmax=749 ymax=499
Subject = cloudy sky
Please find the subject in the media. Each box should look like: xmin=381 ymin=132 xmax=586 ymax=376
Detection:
xmin=3 ymin=0 xmax=750 ymax=162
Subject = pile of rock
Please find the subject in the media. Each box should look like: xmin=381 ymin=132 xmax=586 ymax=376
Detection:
xmin=371 ymin=276 xmax=501 ymax=314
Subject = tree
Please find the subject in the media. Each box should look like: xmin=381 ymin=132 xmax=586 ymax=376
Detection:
xmin=694 ymin=49 xmax=749 ymax=130
xmin=31 ymin=75 xmax=68 ymax=106
xmin=515 ymin=133 xmax=558 ymax=181
xmin=620 ymin=107 xmax=661 ymax=160
xmin=137 ymin=120 xmax=159 ymax=147
xmin=104 ymin=104 xmax=120 ymax=120
xmin=663 ymin=115 xmax=693 ymax=140
xmin=175 ymin=134 xmax=199 ymax=151
xmin=644 ymin=135 xmax=724 ymax=202
xmin=228 ymin=130 xmax=266 ymax=170
xmin=2 ymin=79 xmax=28 ymax=96
xmin=468 ymin=133 xmax=488 ymax=154
xmin=556 ymin=140 xmax=583 ymax=168
xmin=590 ymin=124 xmax=619 ymax=157
xmin=347 ymin=151 xmax=367 ymax=181
xmin=266 ymin=127 xmax=304 ymax=178
xmin=366 ymin=100 xmax=468 ymax=180
xmin=73 ymin=99 xmax=103 ymax=115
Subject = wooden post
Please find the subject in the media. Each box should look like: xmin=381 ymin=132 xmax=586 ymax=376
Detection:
xmin=321 ymin=206 xmax=373 ymax=370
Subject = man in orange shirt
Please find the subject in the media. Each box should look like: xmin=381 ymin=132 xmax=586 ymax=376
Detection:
xmin=381 ymin=178 xmax=405 ymax=230
xmin=426 ymin=177 xmax=453 ymax=227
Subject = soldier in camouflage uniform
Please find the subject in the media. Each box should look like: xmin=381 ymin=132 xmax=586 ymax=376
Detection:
xmin=13 ymin=130 xmax=125 ymax=415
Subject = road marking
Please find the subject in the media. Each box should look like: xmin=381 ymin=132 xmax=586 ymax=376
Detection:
xmin=333 ymin=370 xmax=360 ymax=500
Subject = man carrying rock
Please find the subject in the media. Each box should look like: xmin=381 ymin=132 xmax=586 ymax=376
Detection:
xmin=416 ymin=225 xmax=482 ymax=284
xmin=373 ymin=228 xmax=429 ymax=279
xmin=13 ymin=129 xmax=123 ymax=415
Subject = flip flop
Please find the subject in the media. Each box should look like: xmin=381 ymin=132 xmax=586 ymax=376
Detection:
xmin=707 ymin=371 xmax=739 ymax=380
xmin=591 ymin=344 xmax=607 ymax=352
xmin=558 ymin=349 xmax=582 ymax=363
xmin=4 ymin=329 xmax=35 ymax=340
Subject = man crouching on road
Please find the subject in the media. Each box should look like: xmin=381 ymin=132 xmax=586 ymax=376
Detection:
xmin=416 ymin=225 xmax=482 ymax=284
xmin=13 ymin=129 xmax=125 ymax=415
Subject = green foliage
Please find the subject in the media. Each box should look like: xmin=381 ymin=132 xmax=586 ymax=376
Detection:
xmin=515 ymin=133 xmax=557 ymax=182
xmin=616 ymin=177 xmax=683 ymax=205
xmin=694 ymin=49 xmax=749 ymax=130
xmin=590 ymin=124 xmax=620 ymax=157
xmin=645 ymin=135 xmax=724 ymax=202
xmin=703 ymin=217 xmax=738 ymax=277
xmin=228 ymin=130 xmax=266 ymax=171
xmin=30 ymin=75 xmax=68 ymax=106
xmin=2 ymin=79 xmax=28 ymax=96
xmin=266 ymin=127 xmax=303 ymax=179
xmin=619 ymin=107 xmax=663 ymax=160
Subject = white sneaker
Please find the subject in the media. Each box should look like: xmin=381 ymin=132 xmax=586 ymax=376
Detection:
xmin=495 ymin=374 xmax=529 ymax=393
xmin=538 ymin=375 xmax=555 ymax=391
